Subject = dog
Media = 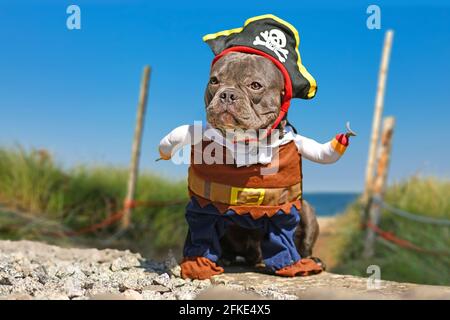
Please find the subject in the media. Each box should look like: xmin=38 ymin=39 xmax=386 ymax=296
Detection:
xmin=204 ymin=52 xmax=321 ymax=267
xmin=159 ymin=15 xmax=351 ymax=279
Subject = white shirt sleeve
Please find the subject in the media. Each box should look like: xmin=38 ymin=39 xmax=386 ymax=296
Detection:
xmin=293 ymin=133 xmax=346 ymax=164
xmin=158 ymin=124 xmax=203 ymax=160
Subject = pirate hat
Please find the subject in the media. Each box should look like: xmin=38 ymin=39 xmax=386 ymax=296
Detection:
xmin=203 ymin=14 xmax=317 ymax=133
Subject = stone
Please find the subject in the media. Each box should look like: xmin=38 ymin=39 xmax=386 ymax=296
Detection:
xmin=196 ymin=286 xmax=263 ymax=300
xmin=34 ymin=292 xmax=70 ymax=300
xmin=143 ymin=284 xmax=171 ymax=293
xmin=141 ymin=290 xmax=162 ymax=300
xmin=192 ymin=279 xmax=211 ymax=288
xmin=171 ymin=278 xmax=188 ymax=288
xmin=34 ymin=265 xmax=49 ymax=284
xmin=153 ymin=273 xmax=171 ymax=287
xmin=122 ymin=289 xmax=143 ymax=300
xmin=0 ymin=240 xmax=449 ymax=301
xmin=160 ymin=292 xmax=177 ymax=300
xmin=110 ymin=256 xmax=141 ymax=272
xmin=63 ymin=278 xmax=85 ymax=298
xmin=164 ymin=250 xmax=181 ymax=278
xmin=1 ymin=293 xmax=33 ymax=300
xmin=0 ymin=277 xmax=13 ymax=286
xmin=175 ymin=291 xmax=196 ymax=300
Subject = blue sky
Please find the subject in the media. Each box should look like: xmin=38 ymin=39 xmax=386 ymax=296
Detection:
xmin=0 ymin=0 xmax=449 ymax=192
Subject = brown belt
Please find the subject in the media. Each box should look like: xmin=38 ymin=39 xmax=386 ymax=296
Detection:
xmin=188 ymin=168 xmax=302 ymax=206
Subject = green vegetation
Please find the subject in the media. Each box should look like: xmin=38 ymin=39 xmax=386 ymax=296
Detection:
xmin=330 ymin=177 xmax=450 ymax=286
xmin=1 ymin=147 xmax=449 ymax=286
xmin=0 ymin=147 xmax=188 ymax=257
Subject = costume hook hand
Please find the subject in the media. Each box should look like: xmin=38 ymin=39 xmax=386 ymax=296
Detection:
xmin=345 ymin=121 xmax=357 ymax=138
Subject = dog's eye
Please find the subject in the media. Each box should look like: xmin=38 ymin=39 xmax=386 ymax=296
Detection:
xmin=250 ymin=82 xmax=262 ymax=90
xmin=209 ymin=77 xmax=219 ymax=85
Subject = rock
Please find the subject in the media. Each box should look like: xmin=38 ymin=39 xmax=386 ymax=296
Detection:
xmin=153 ymin=273 xmax=171 ymax=287
xmin=34 ymin=292 xmax=70 ymax=300
xmin=82 ymin=282 xmax=94 ymax=290
xmin=143 ymin=284 xmax=171 ymax=293
xmin=192 ymin=279 xmax=211 ymax=288
xmin=34 ymin=265 xmax=49 ymax=284
xmin=10 ymin=277 xmax=43 ymax=295
xmin=122 ymin=289 xmax=143 ymax=300
xmin=136 ymin=273 xmax=158 ymax=288
xmin=164 ymin=250 xmax=181 ymax=278
xmin=0 ymin=293 xmax=33 ymax=300
xmin=141 ymin=290 xmax=162 ymax=300
xmin=0 ymin=240 xmax=449 ymax=300
xmin=56 ymin=265 xmax=79 ymax=279
xmin=63 ymin=278 xmax=85 ymax=298
xmin=43 ymin=265 xmax=58 ymax=279
xmin=160 ymin=292 xmax=177 ymax=300
xmin=169 ymin=265 xmax=182 ymax=278
xmin=89 ymin=293 xmax=126 ymax=300
xmin=71 ymin=296 xmax=89 ymax=300
xmin=402 ymin=286 xmax=450 ymax=300
xmin=171 ymin=278 xmax=188 ymax=288
xmin=175 ymin=291 xmax=196 ymax=300
xmin=116 ymin=273 xmax=141 ymax=292
xmin=0 ymin=286 xmax=12 ymax=297
xmin=110 ymin=253 xmax=141 ymax=272
xmin=196 ymin=286 xmax=263 ymax=300
xmin=0 ymin=277 xmax=13 ymax=286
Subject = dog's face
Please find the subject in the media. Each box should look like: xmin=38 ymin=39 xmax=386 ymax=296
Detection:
xmin=205 ymin=52 xmax=284 ymax=133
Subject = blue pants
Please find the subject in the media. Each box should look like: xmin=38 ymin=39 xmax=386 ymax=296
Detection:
xmin=183 ymin=197 xmax=301 ymax=271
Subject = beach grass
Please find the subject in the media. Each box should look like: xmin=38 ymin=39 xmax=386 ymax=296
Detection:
xmin=0 ymin=146 xmax=188 ymax=257
xmin=1 ymin=146 xmax=449 ymax=285
xmin=329 ymin=177 xmax=450 ymax=286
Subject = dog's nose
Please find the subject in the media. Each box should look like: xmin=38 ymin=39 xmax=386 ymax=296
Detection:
xmin=219 ymin=89 xmax=238 ymax=104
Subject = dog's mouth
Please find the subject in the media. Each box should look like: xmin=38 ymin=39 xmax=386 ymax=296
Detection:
xmin=208 ymin=112 xmax=241 ymax=133
xmin=206 ymin=92 xmax=278 ymax=134
xmin=218 ymin=112 xmax=239 ymax=126
xmin=207 ymin=105 xmax=242 ymax=127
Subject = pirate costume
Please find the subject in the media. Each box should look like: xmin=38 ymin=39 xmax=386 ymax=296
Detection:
xmin=158 ymin=14 xmax=350 ymax=279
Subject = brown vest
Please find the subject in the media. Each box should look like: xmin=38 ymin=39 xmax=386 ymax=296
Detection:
xmin=188 ymin=140 xmax=302 ymax=219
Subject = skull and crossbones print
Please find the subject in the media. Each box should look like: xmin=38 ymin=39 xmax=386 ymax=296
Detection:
xmin=253 ymin=29 xmax=289 ymax=63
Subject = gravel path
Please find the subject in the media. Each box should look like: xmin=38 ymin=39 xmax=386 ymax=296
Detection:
xmin=0 ymin=240 xmax=449 ymax=300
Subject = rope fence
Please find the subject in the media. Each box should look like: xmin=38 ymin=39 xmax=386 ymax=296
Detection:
xmin=364 ymin=196 xmax=450 ymax=257
xmin=0 ymin=205 xmax=73 ymax=234
xmin=2 ymin=197 xmax=448 ymax=257
xmin=372 ymin=197 xmax=450 ymax=226
xmin=366 ymin=221 xmax=450 ymax=257
xmin=0 ymin=198 xmax=186 ymax=238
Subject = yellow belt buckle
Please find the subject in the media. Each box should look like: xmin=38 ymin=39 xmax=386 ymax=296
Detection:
xmin=230 ymin=187 xmax=265 ymax=205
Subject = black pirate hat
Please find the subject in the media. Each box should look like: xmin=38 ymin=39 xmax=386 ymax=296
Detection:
xmin=203 ymin=14 xmax=317 ymax=134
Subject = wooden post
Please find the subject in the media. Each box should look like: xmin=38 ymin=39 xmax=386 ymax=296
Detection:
xmin=121 ymin=66 xmax=151 ymax=229
xmin=363 ymin=116 xmax=395 ymax=258
xmin=363 ymin=30 xmax=394 ymax=206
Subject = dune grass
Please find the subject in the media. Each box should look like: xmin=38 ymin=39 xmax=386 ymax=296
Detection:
xmin=0 ymin=147 xmax=188 ymax=257
xmin=329 ymin=177 xmax=450 ymax=286
xmin=1 ymin=147 xmax=449 ymax=285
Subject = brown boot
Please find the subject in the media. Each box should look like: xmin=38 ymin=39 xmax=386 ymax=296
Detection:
xmin=180 ymin=256 xmax=224 ymax=280
xmin=275 ymin=258 xmax=323 ymax=277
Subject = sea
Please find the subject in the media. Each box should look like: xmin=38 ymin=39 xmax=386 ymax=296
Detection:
xmin=303 ymin=192 xmax=360 ymax=217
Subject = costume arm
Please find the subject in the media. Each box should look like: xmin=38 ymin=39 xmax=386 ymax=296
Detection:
xmin=158 ymin=124 xmax=202 ymax=160
xmin=294 ymin=133 xmax=349 ymax=164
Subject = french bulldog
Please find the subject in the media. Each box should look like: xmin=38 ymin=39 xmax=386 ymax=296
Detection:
xmin=159 ymin=15 xmax=353 ymax=279
xmin=204 ymin=51 xmax=321 ymax=267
